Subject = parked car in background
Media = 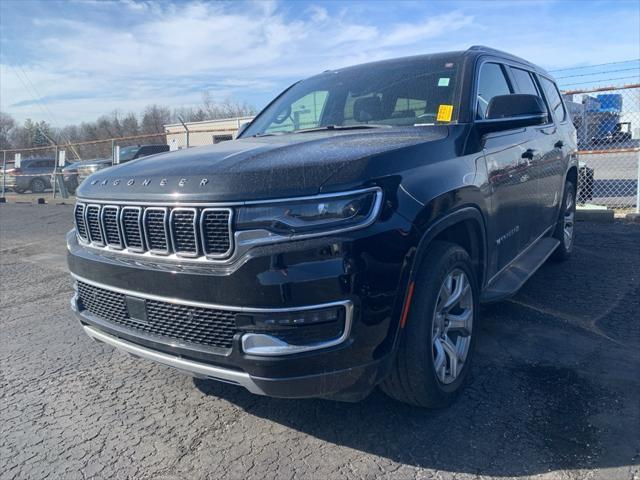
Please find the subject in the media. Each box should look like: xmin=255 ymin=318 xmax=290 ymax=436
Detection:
xmin=3 ymin=158 xmax=56 ymax=193
xmin=69 ymin=158 xmax=113 ymax=191
xmin=76 ymin=145 xmax=170 ymax=186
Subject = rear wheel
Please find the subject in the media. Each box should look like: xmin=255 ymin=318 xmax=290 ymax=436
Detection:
xmin=550 ymin=180 xmax=576 ymax=262
xmin=381 ymin=241 xmax=478 ymax=408
xmin=30 ymin=178 xmax=46 ymax=193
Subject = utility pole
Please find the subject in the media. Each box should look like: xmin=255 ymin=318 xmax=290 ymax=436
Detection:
xmin=178 ymin=115 xmax=190 ymax=149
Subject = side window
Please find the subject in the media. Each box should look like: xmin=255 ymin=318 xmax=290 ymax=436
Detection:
xmin=265 ymin=91 xmax=328 ymax=133
xmin=539 ymin=77 xmax=567 ymax=122
xmin=509 ymin=67 xmax=539 ymax=96
xmin=476 ymin=63 xmax=512 ymax=119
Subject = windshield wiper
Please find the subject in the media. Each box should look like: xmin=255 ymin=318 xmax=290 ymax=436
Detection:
xmin=293 ymin=124 xmax=392 ymax=134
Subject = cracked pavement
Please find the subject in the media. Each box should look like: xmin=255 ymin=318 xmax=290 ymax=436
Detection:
xmin=1 ymin=203 xmax=639 ymax=480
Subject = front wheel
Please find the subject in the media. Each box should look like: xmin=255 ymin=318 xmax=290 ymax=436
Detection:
xmin=381 ymin=241 xmax=478 ymax=408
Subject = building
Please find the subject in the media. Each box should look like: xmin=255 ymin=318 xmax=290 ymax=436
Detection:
xmin=164 ymin=116 xmax=254 ymax=150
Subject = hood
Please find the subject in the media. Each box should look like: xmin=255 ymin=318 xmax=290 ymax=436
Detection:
xmin=77 ymin=127 xmax=448 ymax=202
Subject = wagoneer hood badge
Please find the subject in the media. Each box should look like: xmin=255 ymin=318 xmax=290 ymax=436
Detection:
xmin=77 ymin=128 xmax=447 ymax=202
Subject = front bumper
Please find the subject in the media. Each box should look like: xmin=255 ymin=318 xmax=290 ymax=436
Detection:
xmin=67 ymin=206 xmax=413 ymax=399
xmin=78 ymin=320 xmax=389 ymax=399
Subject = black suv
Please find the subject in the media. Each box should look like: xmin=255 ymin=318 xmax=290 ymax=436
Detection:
xmin=68 ymin=47 xmax=577 ymax=407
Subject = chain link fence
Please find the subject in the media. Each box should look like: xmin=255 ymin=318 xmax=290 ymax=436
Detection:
xmin=0 ymin=125 xmax=244 ymax=201
xmin=563 ymin=84 xmax=640 ymax=212
xmin=2 ymin=94 xmax=639 ymax=213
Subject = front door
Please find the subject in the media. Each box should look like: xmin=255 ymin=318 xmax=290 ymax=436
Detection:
xmin=477 ymin=62 xmax=539 ymax=274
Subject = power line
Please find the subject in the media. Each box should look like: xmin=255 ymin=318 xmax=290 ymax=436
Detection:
xmin=549 ymin=59 xmax=639 ymax=73
xmin=558 ymin=75 xmax=640 ymax=87
xmin=555 ymin=67 xmax=640 ymax=80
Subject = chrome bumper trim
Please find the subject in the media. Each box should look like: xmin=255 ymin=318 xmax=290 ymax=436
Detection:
xmin=82 ymin=325 xmax=266 ymax=395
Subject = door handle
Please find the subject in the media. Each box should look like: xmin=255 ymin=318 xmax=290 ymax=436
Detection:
xmin=554 ymin=140 xmax=564 ymax=149
xmin=521 ymin=149 xmax=537 ymax=160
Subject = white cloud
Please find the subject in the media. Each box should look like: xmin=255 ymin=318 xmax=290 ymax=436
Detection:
xmin=2 ymin=0 xmax=638 ymax=126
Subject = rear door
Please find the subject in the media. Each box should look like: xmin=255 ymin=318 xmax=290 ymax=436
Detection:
xmin=478 ymin=61 xmax=540 ymax=273
xmin=536 ymin=75 xmax=571 ymax=231
xmin=506 ymin=65 xmax=558 ymax=242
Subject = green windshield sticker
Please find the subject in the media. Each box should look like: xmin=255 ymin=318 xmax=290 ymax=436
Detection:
xmin=438 ymin=78 xmax=450 ymax=87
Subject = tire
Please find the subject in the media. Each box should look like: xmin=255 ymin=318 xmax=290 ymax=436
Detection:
xmin=550 ymin=180 xmax=576 ymax=262
xmin=30 ymin=178 xmax=46 ymax=193
xmin=381 ymin=241 xmax=479 ymax=408
xmin=13 ymin=187 xmax=26 ymax=194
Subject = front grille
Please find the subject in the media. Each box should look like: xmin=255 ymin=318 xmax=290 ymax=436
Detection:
xmin=76 ymin=281 xmax=238 ymax=349
xmin=74 ymin=202 xmax=232 ymax=261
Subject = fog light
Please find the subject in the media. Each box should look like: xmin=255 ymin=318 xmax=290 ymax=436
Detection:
xmin=236 ymin=306 xmax=342 ymax=331
xmin=239 ymin=303 xmax=352 ymax=356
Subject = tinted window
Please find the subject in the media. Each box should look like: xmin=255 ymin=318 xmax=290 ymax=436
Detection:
xmin=510 ymin=67 xmax=538 ymax=95
xmin=540 ymin=76 xmax=566 ymax=121
xmin=477 ymin=63 xmax=512 ymax=119
xmin=34 ymin=160 xmax=54 ymax=168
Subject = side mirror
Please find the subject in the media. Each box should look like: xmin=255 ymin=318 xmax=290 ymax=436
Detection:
xmin=236 ymin=122 xmax=250 ymax=138
xmin=476 ymin=94 xmax=548 ymax=134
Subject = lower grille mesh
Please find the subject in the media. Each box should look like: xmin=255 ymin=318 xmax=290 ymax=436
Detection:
xmin=77 ymin=281 xmax=238 ymax=349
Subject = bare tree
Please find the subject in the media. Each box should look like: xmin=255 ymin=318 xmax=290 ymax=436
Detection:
xmin=202 ymin=92 xmax=256 ymax=119
xmin=141 ymin=105 xmax=172 ymax=134
xmin=0 ymin=111 xmax=16 ymax=150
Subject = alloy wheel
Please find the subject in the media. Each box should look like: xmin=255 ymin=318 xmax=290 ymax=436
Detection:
xmin=431 ymin=269 xmax=474 ymax=385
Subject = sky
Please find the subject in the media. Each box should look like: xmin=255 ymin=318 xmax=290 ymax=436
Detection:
xmin=1 ymin=0 xmax=639 ymax=127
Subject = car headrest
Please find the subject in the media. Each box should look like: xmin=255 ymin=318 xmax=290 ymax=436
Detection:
xmin=353 ymin=96 xmax=382 ymax=122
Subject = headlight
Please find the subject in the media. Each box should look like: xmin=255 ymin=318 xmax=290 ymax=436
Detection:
xmin=236 ymin=188 xmax=382 ymax=236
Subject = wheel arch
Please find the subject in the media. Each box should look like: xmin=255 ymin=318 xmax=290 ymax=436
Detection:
xmin=409 ymin=206 xmax=488 ymax=289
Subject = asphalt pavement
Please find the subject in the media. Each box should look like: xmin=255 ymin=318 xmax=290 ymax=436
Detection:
xmin=1 ymin=203 xmax=639 ymax=480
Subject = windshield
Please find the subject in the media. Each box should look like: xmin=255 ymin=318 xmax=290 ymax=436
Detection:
xmin=243 ymin=55 xmax=462 ymax=137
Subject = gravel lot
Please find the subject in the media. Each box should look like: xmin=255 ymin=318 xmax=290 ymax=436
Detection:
xmin=1 ymin=203 xmax=639 ymax=480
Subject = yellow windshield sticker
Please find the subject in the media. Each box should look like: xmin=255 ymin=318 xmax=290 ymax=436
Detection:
xmin=437 ymin=104 xmax=453 ymax=122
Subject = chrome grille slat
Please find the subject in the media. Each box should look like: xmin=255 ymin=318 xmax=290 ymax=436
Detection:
xmin=101 ymin=206 xmax=122 ymax=248
xmin=121 ymin=206 xmax=144 ymax=251
xmin=201 ymin=209 xmax=232 ymax=257
xmin=74 ymin=202 xmax=233 ymax=261
xmin=74 ymin=203 xmax=88 ymax=241
xmin=170 ymin=208 xmax=198 ymax=257
xmin=85 ymin=205 xmax=104 ymax=245
xmin=143 ymin=207 xmax=169 ymax=254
